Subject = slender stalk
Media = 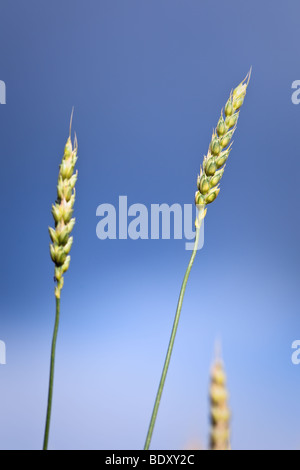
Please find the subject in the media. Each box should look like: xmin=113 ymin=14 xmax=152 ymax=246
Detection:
xmin=144 ymin=218 xmax=202 ymax=450
xmin=44 ymin=129 xmax=77 ymax=449
xmin=144 ymin=72 xmax=250 ymax=451
xmin=43 ymin=296 xmax=61 ymax=450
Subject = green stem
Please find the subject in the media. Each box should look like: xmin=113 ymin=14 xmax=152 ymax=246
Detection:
xmin=43 ymin=295 xmax=61 ymax=450
xmin=144 ymin=218 xmax=202 ymax=450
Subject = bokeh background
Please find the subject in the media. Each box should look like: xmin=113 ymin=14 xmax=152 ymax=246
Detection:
xmin=0 ymin=0 xmax=299 ymax=450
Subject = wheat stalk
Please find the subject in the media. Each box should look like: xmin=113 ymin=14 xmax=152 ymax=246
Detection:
xmin=209 ymin=357 xmax=231 ymax=450
xmin=144 ymin=71 xmax=250 ymax=450
xmin=43 ymin=120 xmax=78 ymax=450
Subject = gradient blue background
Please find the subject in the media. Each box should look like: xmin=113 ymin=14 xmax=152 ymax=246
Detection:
xmin=0 ymin=0 xmax=299 ymax=450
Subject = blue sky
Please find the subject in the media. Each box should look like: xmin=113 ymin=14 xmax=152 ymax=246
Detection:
xmin=0 ymin=0 xmax=300 ymax=450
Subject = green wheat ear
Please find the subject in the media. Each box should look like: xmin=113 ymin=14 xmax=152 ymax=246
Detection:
xmin=195 ymin=69 xmax=251 ymax=214
xmin=43 ymin=117 xmax=78 ymax=450
xmin=209 ymin=357 xmax=231 ymax=451
xmin=49 ymin=129 xmax=78 ymax=299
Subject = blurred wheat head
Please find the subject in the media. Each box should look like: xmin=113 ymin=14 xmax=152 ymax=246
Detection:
xmin=209 ymin=358 xmax=231 ymax=451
